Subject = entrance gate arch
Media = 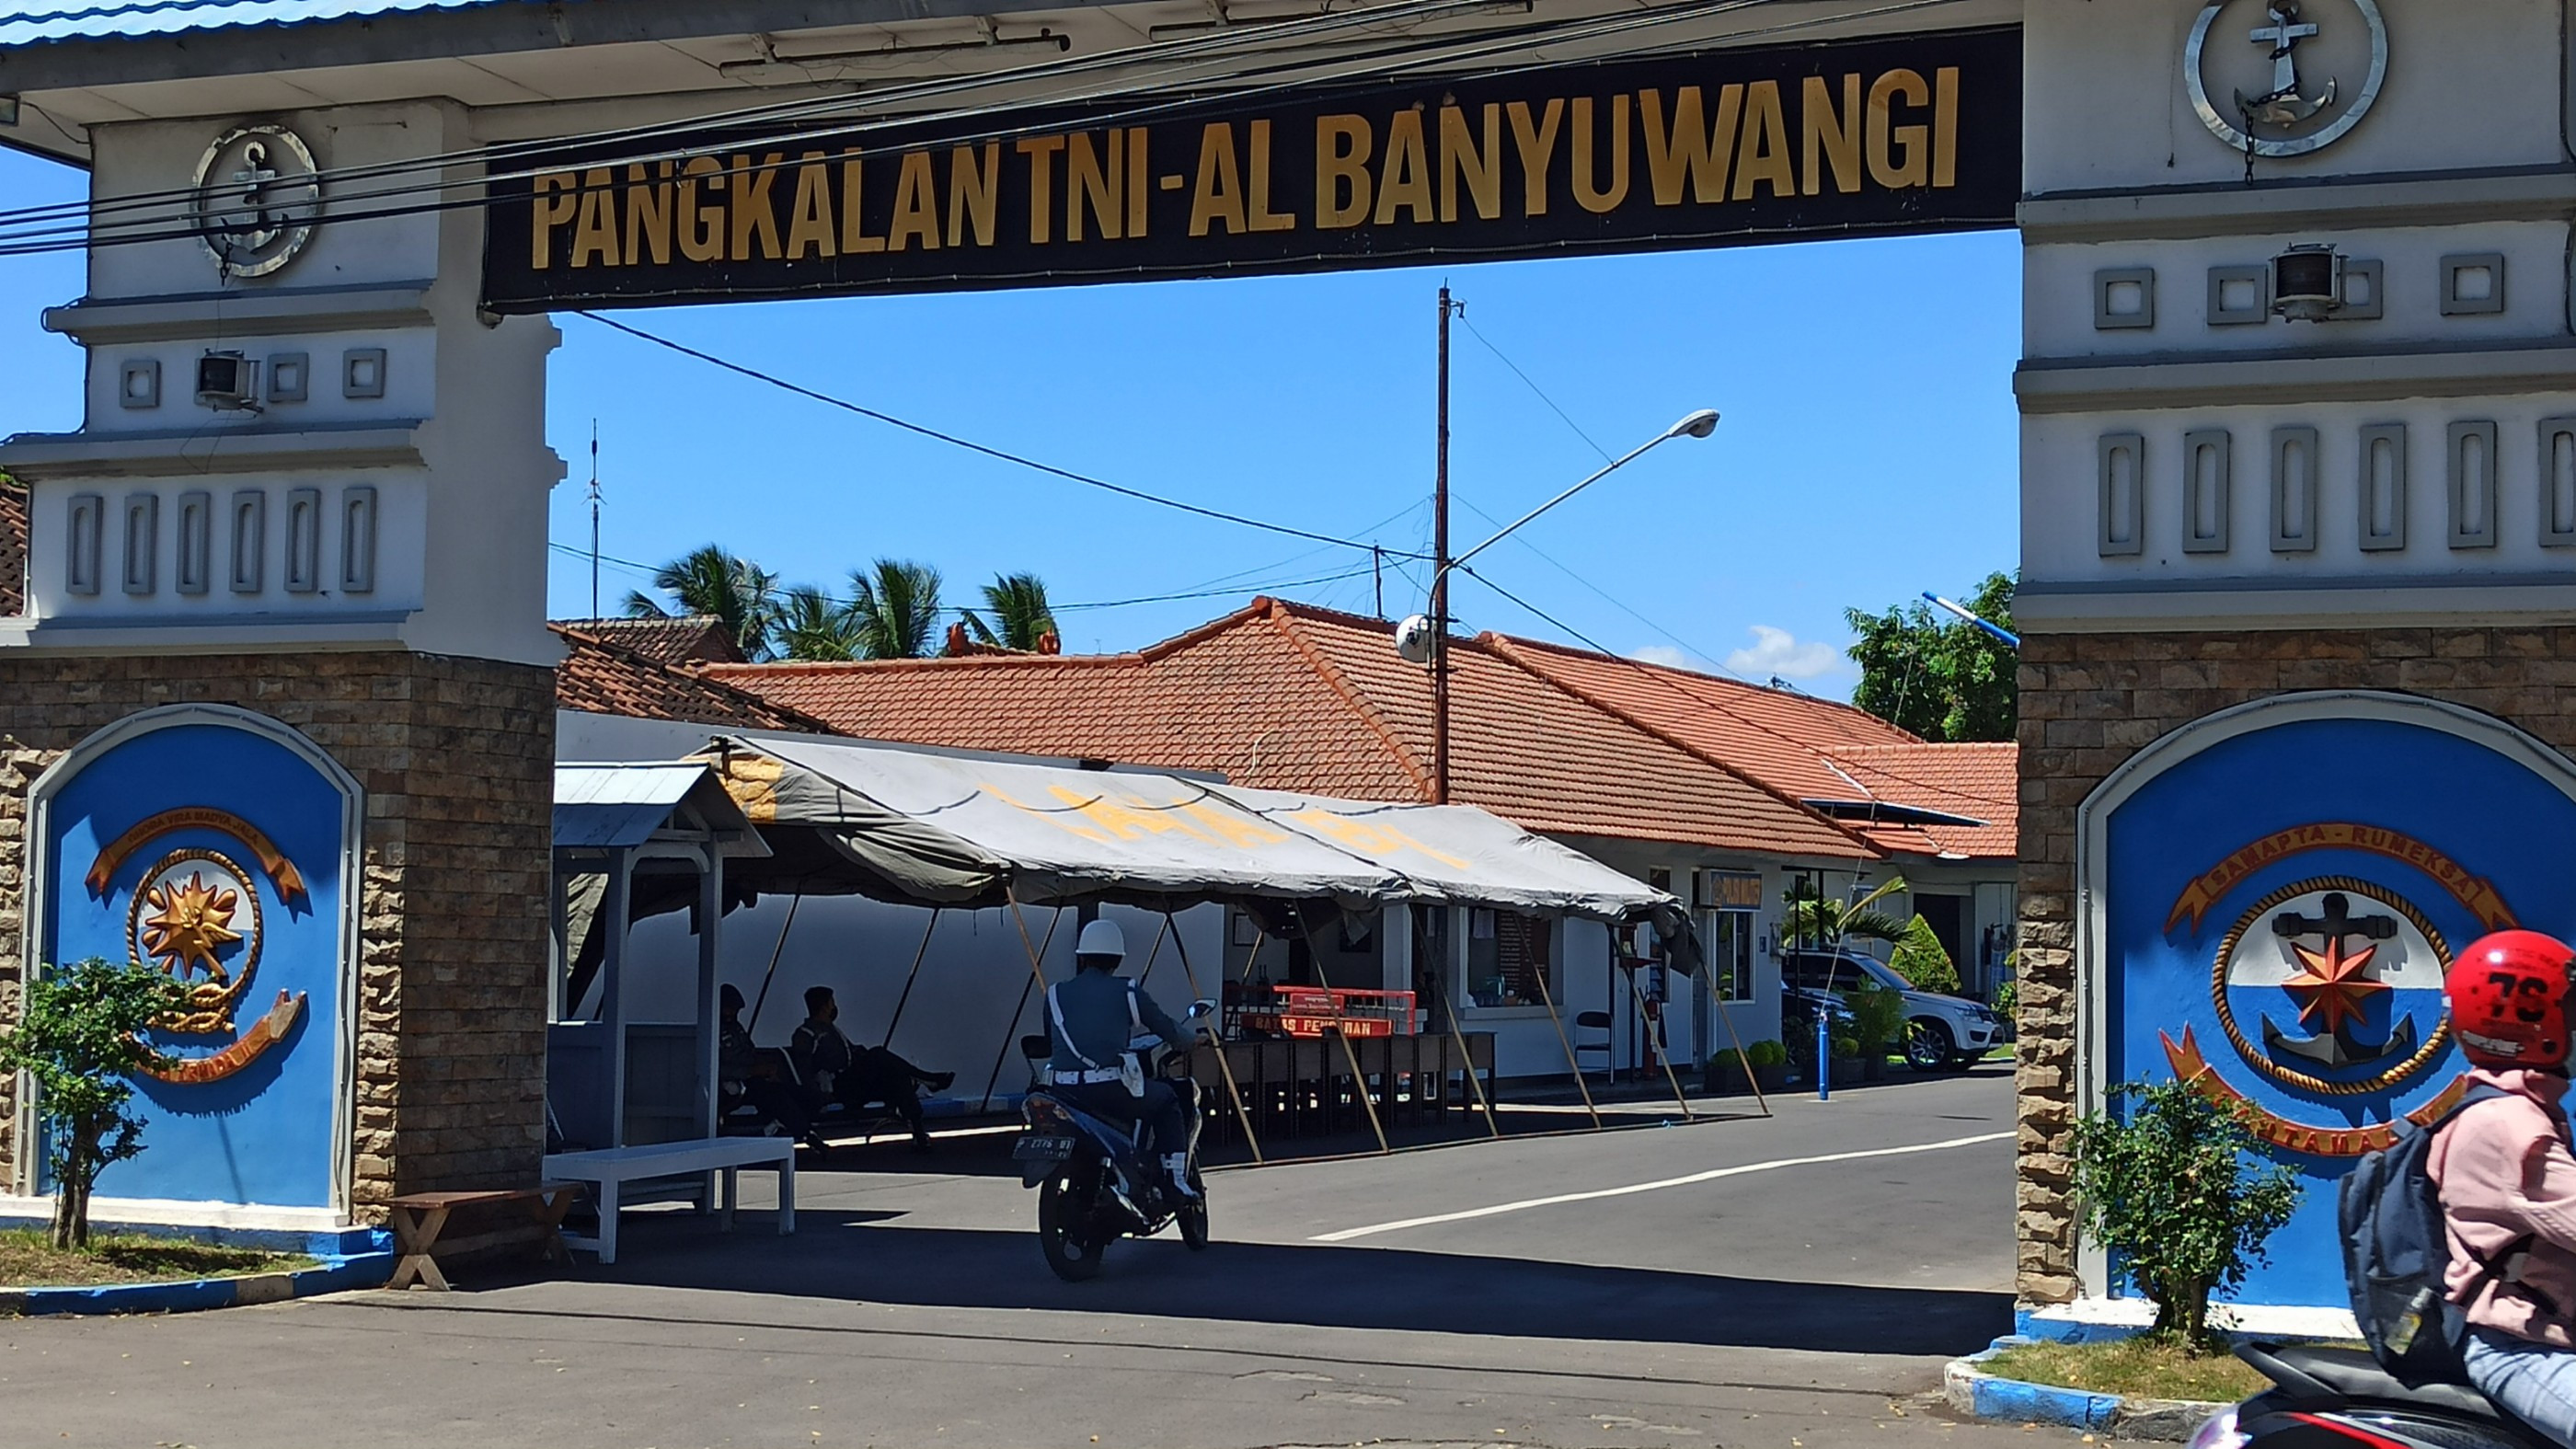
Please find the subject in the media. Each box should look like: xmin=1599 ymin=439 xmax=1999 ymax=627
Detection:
xmin=0 ymin=0 xmax=2568 ymax=1321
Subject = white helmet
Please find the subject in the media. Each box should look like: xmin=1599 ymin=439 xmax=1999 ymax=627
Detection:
xmin=1075 ymin=919 xmax=1128 ymax=960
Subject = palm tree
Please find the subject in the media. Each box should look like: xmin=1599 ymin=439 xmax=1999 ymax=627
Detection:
xmin=845 ymin=558 xmax=945 ymax=660
xmin=774 ymin=585 xmax=864 ymax=661
xmin=963 ymin=571 xmax=1058 ymax=652
xmin=624 ymin=545 xmax=778 ymax=660
xmin=1781 ymin=874 xmax=1910 ymax=954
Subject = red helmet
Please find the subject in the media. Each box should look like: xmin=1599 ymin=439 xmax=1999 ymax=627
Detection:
xmin=2446 ymin=930 xmax=2576 ymax=1069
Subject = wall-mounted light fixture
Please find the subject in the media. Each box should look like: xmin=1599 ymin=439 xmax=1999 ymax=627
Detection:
xmin=2271 ymin=244 xmax=2344 ymax=322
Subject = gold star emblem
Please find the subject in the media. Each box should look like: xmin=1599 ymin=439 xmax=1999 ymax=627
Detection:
xmin=139 ymin=869 xmax=242 ymax=983
xmin=2283 ymin=935 xmax=2387 ymax=1038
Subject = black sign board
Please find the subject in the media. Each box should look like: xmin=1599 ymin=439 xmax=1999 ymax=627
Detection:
xmin=481 ymin=26 xmax=2019 ymax=312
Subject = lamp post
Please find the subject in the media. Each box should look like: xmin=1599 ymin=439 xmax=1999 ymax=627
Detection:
xmin=1395 ymin=407 xmax=1721 ymax=803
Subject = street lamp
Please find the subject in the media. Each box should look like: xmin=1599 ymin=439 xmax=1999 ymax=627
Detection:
xmin=1393 ymin=408 xmax=1720 ymax=800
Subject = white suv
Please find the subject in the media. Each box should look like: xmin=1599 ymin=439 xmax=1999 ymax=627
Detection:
xmin=1780 ymin=950 xmax=2003 ymax=1071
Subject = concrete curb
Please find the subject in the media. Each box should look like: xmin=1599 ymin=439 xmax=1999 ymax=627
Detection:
xmin=0 ymin=1249 xmax=393 ymax=1317
xmin=1944 ymin=1338 xmax=2230 ymax=1441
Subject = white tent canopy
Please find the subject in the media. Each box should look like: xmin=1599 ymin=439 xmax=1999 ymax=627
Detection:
xmin=693 ymin=733 xmax=1682 ymax=929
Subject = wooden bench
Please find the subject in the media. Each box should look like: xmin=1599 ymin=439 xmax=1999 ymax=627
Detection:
xmin=384 ymin=1185 xmax=579 ymax=1291
xmin=542 ymin=1137 xmax=796 ymax=1265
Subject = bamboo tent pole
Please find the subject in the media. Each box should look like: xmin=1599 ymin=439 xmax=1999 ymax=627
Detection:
xmin=1299 ymin=919 xmax=1391 ymax=1156
xmin=880 ymin=907 xmax=941 ymax=1049
xmin=1424 ymin=918 xmax=1502 ymax=1137
xmin=980 ymin=894 xmax=1064 ymax=1113
xmin=1707 ymin=959 xmax=1772 ymax=1119
xmin=1621 ymin=961 xmax=1696 ymax=1121
xmin=1531 ymin=964 xmax=1602 ymax=1129
xmin=1168 ymin=912 xmax=1266 ymax=1165
xmin=744 ymin=892 xmax=803 ymax=1035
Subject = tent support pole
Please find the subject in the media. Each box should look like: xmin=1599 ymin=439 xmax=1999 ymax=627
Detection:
xmin=983 ymin=895 xmax=1066 ymax=1113
xmin=1708 ymin=971 xmax=1771 ymax=1120
xmin=880 ymin=907 xmax=940 ymax=1050
xmin=1302 ymin=927 xmax=1392 ymax=1156
xmin=1133 ymin=914 xmax=1172 ymax=988
xmin=745 ymin=893 xmax=802 ymax=1036
xmin=1167 ymin=913 xmax=1265 ymax=1166
xmin=1622 ymin=962 xmax=1696 ymax=1121
xmin=1532 ymin=966 xmax=1601 ymax=1129
xmin=1421 ymin=913 xmax=1501 ymax=1138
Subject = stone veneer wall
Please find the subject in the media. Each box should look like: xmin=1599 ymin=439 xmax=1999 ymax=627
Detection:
xmin=0 ymin=650 xmax=554 ymax=1217
xmin=2014 ymin=625 xmax=2576 ymax=1303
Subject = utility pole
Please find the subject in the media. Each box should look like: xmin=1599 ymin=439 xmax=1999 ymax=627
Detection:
xmin=587 ymin=419 xmax=602 ymax=619
xmin=1432 ymin=285 xmax=1457 ymax=806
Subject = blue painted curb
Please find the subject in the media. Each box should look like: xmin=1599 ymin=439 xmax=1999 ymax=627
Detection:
xmin=1 ymin=1248 xmax=394 ymax=1317
xmin=1947 ymin=1338 xmax=2122 ymax=1431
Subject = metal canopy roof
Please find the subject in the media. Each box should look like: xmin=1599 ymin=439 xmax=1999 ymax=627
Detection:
xmin=554 ymin=761 xmax=767 ymax=856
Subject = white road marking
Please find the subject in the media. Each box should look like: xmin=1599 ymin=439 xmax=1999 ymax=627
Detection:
xmin=1307 ymin=1130 xmax=2015 ymax=1242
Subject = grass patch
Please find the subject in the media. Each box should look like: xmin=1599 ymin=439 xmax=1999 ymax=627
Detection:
xmin=1981 ymin=1338 xmax=2270 ymax=1404
xmin=0 ymin=1228 xmax=314 ymax=1292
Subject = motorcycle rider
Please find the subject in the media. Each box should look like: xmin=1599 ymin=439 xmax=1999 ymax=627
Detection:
xmin=2431 ymin=929 xmax=2576 ymax=1445
xmin=1044 ymin=919 xmax=1204 ymax=1203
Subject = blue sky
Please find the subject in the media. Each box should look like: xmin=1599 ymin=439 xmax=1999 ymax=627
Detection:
xmin=0 ymin=145 xmax=2018 ymax=698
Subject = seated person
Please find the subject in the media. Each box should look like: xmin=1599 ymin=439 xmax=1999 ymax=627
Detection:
xmin=789 ymin=985 xmax=954 ymax=1154
xmin=719 ymin=984 xmax=818 ymax=1150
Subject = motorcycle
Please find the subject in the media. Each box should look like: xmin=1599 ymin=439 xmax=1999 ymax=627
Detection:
xmin=2190 ymin=1341 xmax=2547 ymax=1449
xmin=1011 ymin=1000 xmax=1215 ymax=1282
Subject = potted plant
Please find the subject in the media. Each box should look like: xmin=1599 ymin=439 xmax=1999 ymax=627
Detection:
xmin=1707 ymin=1040 xmax=1788 ymax=1095
xmin=1846 ymin=980 xmax=1906 ymax=1085
xmin=1829 ymin=1035 xmax=1866 ymax=1087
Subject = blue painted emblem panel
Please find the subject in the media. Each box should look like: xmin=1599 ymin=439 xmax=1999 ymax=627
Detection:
xmin=40 ymin=719 xmax=352 ymax=1210
xmin=2103 ymin=708 xmax=2576 ymax=1307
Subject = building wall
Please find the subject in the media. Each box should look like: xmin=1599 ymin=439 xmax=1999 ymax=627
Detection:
xmin=0 ymin=650 xmax=553 ymax=1213
xmin=2012 ymin=624 xmax=2576 ymax=1302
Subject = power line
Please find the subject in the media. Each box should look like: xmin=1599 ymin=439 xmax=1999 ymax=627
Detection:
xmin=1452 ymin=562 xmax=1997 ymax=817
xmin=578 ymin=311 xmax=1433 ymax=558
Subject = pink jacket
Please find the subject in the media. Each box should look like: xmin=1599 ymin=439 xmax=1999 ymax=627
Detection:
xmin=2429 ymin=1067 xmax=2576 ymax=1347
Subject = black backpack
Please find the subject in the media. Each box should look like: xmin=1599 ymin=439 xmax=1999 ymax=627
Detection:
xmin=2340 ymin=1084 xmax=2529 ymax=1382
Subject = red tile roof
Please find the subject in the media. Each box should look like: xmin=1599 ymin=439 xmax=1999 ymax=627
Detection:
xmin=553 ymin=623 xmax=834 ymax=733
xmin=556 ymin=615 xmax=745 ymax=666
xmin=713 ymin=599 xmax=1948 ymax=860
xmin=1823 ymin=742 xmax=2018 ymax=861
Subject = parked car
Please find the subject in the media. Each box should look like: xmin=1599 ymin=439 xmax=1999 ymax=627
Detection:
xmin=1779 ymin=949 xmax=2003 ymax=1071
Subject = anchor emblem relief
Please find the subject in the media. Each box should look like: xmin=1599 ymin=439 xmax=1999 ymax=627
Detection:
xmin=190 ymin=124 xmax=322 ymax=278
xmin=2186 ymin=0 xmax=2388 ymax=159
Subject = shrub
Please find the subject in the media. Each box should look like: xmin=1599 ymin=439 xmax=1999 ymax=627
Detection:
xmin=2070 ymin=1078 xmax=2301 ymax=1353
xmin=0 ymin=958 xmax=186 ymax=1249
xmin=1890 ymin=914 xmax=1961 ymax=995
xmin=1994 ymin=977 xmax=2019 ymax=1019
xmin=1831 ymin=1035 xmax=1860 ymax=1060
xmin=1847 ymin=980 xmax=1907 ymax=1056
xmin=1743 ymin=1039 xmax=1788 ymax=1069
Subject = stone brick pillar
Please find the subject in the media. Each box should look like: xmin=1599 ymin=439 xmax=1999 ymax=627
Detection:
xmin=0 ymin=653 xmax=552 ymax=1214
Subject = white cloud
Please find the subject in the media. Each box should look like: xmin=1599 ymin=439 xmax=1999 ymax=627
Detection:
xmin=1627 ymin=644 xmax=1692 ymax=669
xmin=1724 ymin=626 xmax=1848 ymax=682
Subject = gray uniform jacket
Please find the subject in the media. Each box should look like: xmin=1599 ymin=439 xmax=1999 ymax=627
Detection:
xmin=1047 ymin=971 xmax=1190 ymax=1077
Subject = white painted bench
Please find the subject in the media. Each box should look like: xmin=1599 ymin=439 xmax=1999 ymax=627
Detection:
xmin=541 ymin=1137 xmax=796 ymax=1265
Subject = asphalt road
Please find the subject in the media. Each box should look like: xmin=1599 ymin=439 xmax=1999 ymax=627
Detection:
xmin=1 ymin=1065 xmax=2087 ymax=1449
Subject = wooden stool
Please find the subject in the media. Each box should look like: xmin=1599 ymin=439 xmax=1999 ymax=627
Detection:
xmin=384 ymin=1184 xmax=579 ymax=1291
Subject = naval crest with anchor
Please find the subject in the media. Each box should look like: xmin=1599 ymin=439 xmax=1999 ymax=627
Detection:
xmin=191 ymin=124 xmax=322 ymax=278
xmin=2186 ymin=0 xmax=2389 ymax=159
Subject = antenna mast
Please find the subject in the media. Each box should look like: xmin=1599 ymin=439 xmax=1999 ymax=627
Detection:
xmin=586 ymin=420 xmax=602 ymax=619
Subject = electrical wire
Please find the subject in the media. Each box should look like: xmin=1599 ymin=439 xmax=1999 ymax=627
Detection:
xmin=576 ymin=310 xmax=1433 ymax=558
xmin=0 ymin=0 xmax=1984 ymax=258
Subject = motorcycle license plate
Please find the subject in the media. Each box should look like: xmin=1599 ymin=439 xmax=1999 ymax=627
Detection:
xmin=1012 ymin=1133 xmax=1077 ymax=1162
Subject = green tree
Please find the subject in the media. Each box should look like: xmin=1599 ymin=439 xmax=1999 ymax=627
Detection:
xmin=624 ymin=545 xmax=780 ymax=661
xmin=1781 ymin=875 xmax=1910 ymax=954
xmin=963 ymin=571 xmax=1058 ymax=652
xmin=1845 ymin=570 xmax=2018 ymax=742
xmin=2071 ymin=1078 xmax=2302 ymax=1352
xmin=774 ymin=585 xmax=864 ymax=662
xmin=845 ymin=558 xmax=945 ymax=660
xmin=1 ymin=958 xmax=186 ymax=1248
xmin=1890 ymin=914 xmax=1962 ymax=995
